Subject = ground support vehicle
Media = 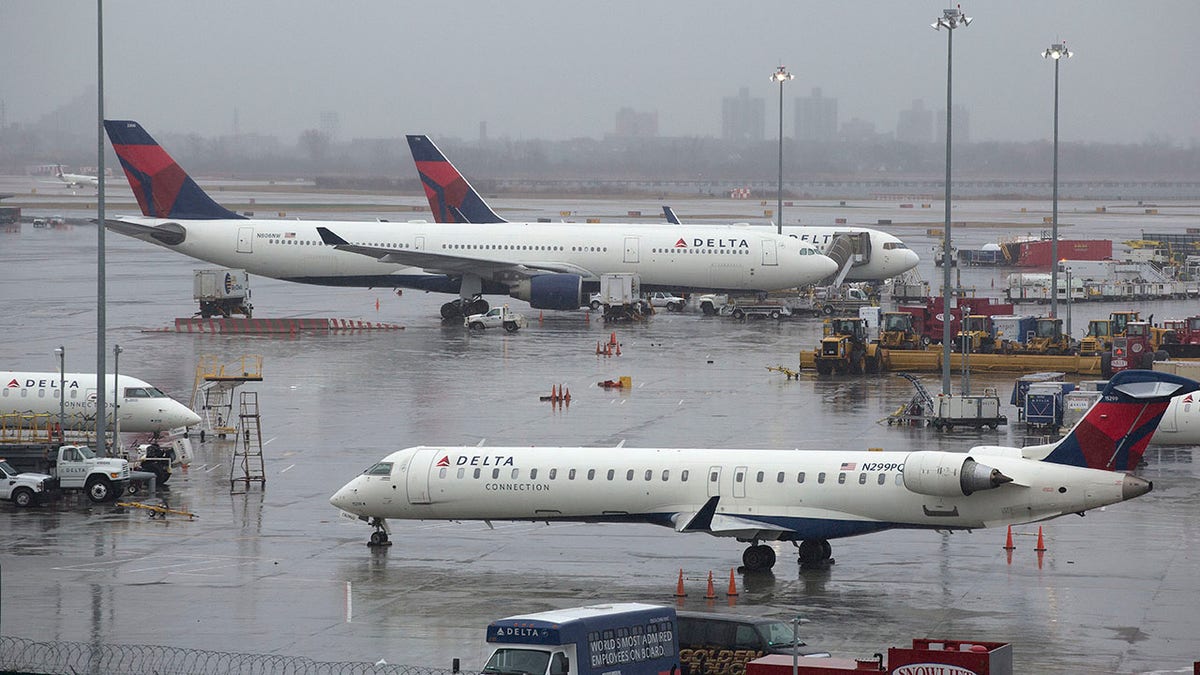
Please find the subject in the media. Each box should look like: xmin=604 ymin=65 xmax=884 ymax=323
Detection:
xmin=1107 ymin=320 xmax=1173 ymax=376
xmin=592 ymin=273 xmax=650 ymax=321
xmin=808 ymin=285 xmax=874 ymax=317
xmin=677 ymin=610 xmax=827 ymax=675
xmin=696 ymin=294 xmax=794 ymax=320
xmin=878 ymin=312 xmax=924 ymax=350
xmin=957 ymin=314 xmax=999 ymax=353
xmin=0 ymin=459 xmax=55 ymax=507
xmin=931 ymin=392 xmax=1007 ymax=431
xmin=1002 ymin=318 xmax=1073 ymax=355
xmin=3 ymin=444 xmax=130 ymax=503
xmin=897 ymin=297 xmax=1014 ymax=345
xmin=465 ymin=305 xmax=528 ymax=333
xmin=812 ymin=317 xmax=882 ymax=375
xmin=483 ymin=603 xmax=679 ymax=675
xmin=645 ymin=291 xmax=686 ymax=312
xmin=747 ymin=638 xmax=1012 ymax=675
xmin=194 ymin=268 xmax=253 ymax=318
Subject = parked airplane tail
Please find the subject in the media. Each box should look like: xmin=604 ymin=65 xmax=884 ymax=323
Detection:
xmin=103 ymin=120 xmax=245 ymax=221
xmin=1037 ymin=370 xmax=1198 ymax=471
xmin=405 ymin=135 xmax=507 ymax=224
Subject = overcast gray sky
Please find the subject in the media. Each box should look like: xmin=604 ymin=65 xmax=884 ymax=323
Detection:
xmin=5 ymin=1 xmax=1199 ymax=145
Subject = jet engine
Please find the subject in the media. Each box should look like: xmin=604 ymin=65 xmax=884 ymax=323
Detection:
xmin=902 ymin=451 xmax=1013 ymax=497
xmin=510 ymin=274 xmax=583 ymax=310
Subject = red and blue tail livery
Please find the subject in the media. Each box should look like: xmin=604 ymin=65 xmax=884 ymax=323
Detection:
xmin=104 ymin=120 xmax=244 ymax=221
xmin=1041 ymin=369 xmax=1198 ymax=471
xmin=406 ymin=135 xmax=507 ymax=224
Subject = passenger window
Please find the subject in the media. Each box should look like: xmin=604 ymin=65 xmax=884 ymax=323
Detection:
xmin=607 ymin=469 xmax=615 ymax=480
xmin=710 ymin=471 xmax=718 ymax=483
xmin=492 ymin=468 xmax=500 ymax=479
xmin=530 ymin=469 xmax=538 ymax=479
xmin=626 ymin=469 xmax=635 ymax=481
xmin=588 ymin=469 xmax=595 ymax=480
xmin=438 ymin=468 xmax=447 ymax=479
xmin=681 ymin=470 xmax=689 ymax=482
xmin=549 ymin=469 xmax=557 ymax=480
xmin=511 ymin=468 xmax=519 ymax=479
xmin=797 ymin=471 xmax=806 ymax=483
xmin=777 ymin=472 xmax=785 ymax=483
xmin=896 ymin=474 xmax=903 ymax=486
xmin=474 ymin=468 xmax=481 ymax=479
xmin=858 ymin=473 xmax=867 ymax=485
xmin=644 ymin=470 xmax=652 ymax=481
xmin=877 ymin=473 xmax=886 ymax=485
xmin=734 ymin=625 xmax=760 ymax=649
xmin=735 ymin=472 xmax=744 ymax=483
xmin=838 ymin=473 xmax=846 ymax=484
xmin=755 ymin=471 xmax=764 ymax=483
xmin=568 ymin=469 xmax=576 ymax=480
xmin=818 ymin=472 xmax=826 ymax=484
xmin=457 ymin=468 xmax=465 ymax=479
xmin=662 ymin=470 xmax=669 ymax=481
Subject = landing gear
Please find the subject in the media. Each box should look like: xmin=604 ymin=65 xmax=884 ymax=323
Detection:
xmin=440 ymin=299 xmax=464 ymax=320
xmin=741 ymin=543 xmax=777 ymax=571
xmin=441 ymin=296 xmax=489 ymax=320
xmin=794 ymin=539 xmax=834 ymax=570
xmin=367 ymin=517 xmax=392 ymax=547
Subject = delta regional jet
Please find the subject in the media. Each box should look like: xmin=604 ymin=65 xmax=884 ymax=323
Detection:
xmin=405 ymin=137 xmax=918 ymax=284
xmin=102 ymin=120 xmax=837 ymax=320
xmin=2 ymin=371 xmax=201 ymax=434
xmin=331 ymin=370 xmax=1196 ymax=571
xmin=53 ymin=164 xmax=101 ymax=189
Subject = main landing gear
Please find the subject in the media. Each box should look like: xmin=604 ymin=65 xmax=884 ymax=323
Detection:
xmin=367 ymin=517 xmax=392 ymax=547
xmin=739 ymin=539 xmax=835 ymax=572
xmin=440 ymin=295 xmax=489 ymax=321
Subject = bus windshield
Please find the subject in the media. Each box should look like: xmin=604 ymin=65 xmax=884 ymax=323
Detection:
xmin=483 ymin=648 xmax=551 ymax=675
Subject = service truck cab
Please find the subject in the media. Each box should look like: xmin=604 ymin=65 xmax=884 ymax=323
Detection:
xmin=5 ymin=445 xmax=130 ymax=503
xmin=0 ymin=459 xmax=55 ymax=507
xmin=484 ymin=603 xmax=679 ymax=675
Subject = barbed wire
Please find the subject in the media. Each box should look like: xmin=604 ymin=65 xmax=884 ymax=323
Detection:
xmin=0 ymin=635 xmax=463 ymax=675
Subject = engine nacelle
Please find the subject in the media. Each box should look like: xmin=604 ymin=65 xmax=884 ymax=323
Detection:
xmin=902 ymin=451 xmax=1012 ymax=497
xmin=510 ymin=274 xmax=583 ymax=310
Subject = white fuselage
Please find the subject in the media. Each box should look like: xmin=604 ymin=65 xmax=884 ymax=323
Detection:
xmin=1151 ymin=394 xmax=1200 ymax=446
xmin=330 ymin=445 xmax=1135 ymax=542
xmin=783 ymin=225 xmax=920 ymax=282
xmin=1 ymin=371 xmax=201 ymax=433
xmin=110 ymin=216 xmax=836 ymax=294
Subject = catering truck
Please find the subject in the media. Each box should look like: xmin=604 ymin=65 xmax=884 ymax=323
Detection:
xmin=483 ymin=603 xmax=679 ymax=675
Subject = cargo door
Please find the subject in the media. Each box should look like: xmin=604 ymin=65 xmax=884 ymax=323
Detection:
xmin=405 ymin=447 xmax=442 ymax=505
xmin=623 ymin=236 xmax=640 ymax=264
xmin=760 ymin=239 xmax=779 ymax=266
xmin=237 ymin=226 xmax=254 ymax=254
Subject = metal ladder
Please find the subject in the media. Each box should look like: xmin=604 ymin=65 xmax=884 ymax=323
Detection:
xmin=230 ymin=392 xmax=266 ymax=492
xmin=886 ymin=373 xmax=936 ymax=426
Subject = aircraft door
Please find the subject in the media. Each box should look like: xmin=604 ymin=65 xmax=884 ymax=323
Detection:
xmin=733 ymin=465 xmax=748 ymax=498
xmin=1159 ymin=399 xmax=1179 ymax=433
xmin=760 ymin=239 xmax=779 ymax=266
xmin=707 ymin=466 xmax=722 ymax=498
xmin=414 ymin=235 xmax=425 ymax=251
xmin=624 ymin=236 xmax=640 ymax=264
xmin=406 ymin=447 xmax=441 ymax=504
xmin=237 ymin=227 xmax=254 ymax=254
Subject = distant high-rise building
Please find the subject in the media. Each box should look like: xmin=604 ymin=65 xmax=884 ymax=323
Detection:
xmin=794 ymin=87 xmax=838 ymax=141
xmin=614 ymin=107 xmax=658 ymax=138
xmin=319 ymin=111 xmax=340 ymax=140
xmin=936 ymin=104 xmax=970 ymax=144
xmin=722 ymin=87 xmax=765 ymax=142
xmin=896 ymin=99 xmax=933 ymax=143
xmin=839 ymin=117 xmax=879 ymax=142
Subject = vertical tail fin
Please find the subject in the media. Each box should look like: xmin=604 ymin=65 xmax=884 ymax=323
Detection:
xmin=103 ymin=120 xmax=244 ymax=220
xmin=1037 ymin=370 xmax=1198 ymax=471
xmin=405 ymin=135 xmax=506 ymax=224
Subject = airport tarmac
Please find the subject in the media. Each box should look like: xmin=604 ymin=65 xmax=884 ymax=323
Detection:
xmin=1 ymin=183 xmax=1199 ymax=673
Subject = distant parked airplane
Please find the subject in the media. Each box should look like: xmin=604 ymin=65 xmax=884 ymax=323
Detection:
xmin=331 ymin=370 xmax=1195 ymax=571
xmin=53 ymin=165 xmax=101 ymax=189
xmin=2 ymin=371 xmax=201 ymax=434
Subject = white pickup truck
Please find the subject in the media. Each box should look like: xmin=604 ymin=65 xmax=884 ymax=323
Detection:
xmin=0 ymin=459 xmax=55 ymax=507
xmin=645 ymin=291 xmax=686 ymax=312
xmin=4 ymin=444 xmax=131 ymax=502
xmin=465 ymin=305 xmax=528 ymax=333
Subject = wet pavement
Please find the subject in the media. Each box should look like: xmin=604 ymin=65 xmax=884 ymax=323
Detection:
xmin=1 ymin=178 xmax=1199 ymax=673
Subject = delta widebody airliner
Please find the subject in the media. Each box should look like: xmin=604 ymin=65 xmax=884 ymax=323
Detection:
xmin=1 ymin=371 xmax=201 ymax=434
xmin=330 ymin=370 xmax=1196 ymax=571
xmin=404 ymin=137 xmax=920 ymax=285
xmin=103 ymin=120 xmax=837 ymax=320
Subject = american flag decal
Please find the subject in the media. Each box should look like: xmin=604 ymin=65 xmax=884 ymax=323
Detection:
xmin=840 ymin=462 xmax=856 ymax=471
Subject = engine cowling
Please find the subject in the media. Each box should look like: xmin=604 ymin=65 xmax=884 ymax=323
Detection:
xmin=902 ymin=451 xmax=1012 ymax=497
xmin=510 ymin=274 xmax=584 ymax=310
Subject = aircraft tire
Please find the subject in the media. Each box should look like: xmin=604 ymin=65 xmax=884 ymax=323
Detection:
xmin=440 ymin=301 xmax=462 ymax=320
xmin=742 ymin=544 xmax=776 ymax=571
xmin=468 ymin=299 xmax=490 ymax=316
xmin=796 ymin=540 xmax=826 ymax=565
xmin=369 ymin=531 xmax=389 ymax=546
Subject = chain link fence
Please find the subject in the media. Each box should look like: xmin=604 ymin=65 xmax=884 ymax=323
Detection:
xmin=0 ymin=635 xmax=463 ymax=675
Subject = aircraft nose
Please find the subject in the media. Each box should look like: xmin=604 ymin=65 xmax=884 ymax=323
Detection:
xmin=330 ymin=482 xmax=357 ymax=511
xmin=1122 ymin=474 xmax=1153 ymax=501
xmin=816 ymin=254 xmax=839 ymax=279
xmin=180 ymin=407 xmax=202 ymax=427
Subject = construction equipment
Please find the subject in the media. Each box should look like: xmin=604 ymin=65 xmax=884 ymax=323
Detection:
xmin=1079 ymin=319 xmax=1113 ymax=356
xmin=956 ymin=315 xmax=998 ymax=353
xmin=812 ymin=317 xmax=882 ymax=375
xmin=878 ymin=311 xmax=924 ymax=350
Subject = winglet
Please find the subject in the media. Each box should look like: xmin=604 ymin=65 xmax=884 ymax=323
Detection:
xmin=663 ymin=206 xmax=682 ymax=225
xmin=678 ymin=496 xmax=721 ymax=532
xmin=103 ymin=120 xmax=245 ymax=221
xmin=317 ymin=226 xmax=349 ymax=246
xmin=1039 ymin=370 xmax=1199 ymax=471
xmin=406 ymin=135 xmax=507 ymax=224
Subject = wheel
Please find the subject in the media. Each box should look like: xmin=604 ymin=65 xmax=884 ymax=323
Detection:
xmin=503 ymin=321 xmax=519 ymax=333
xmin=668 ymin=301 xmax=683 ymax=312
xmin=469 ymin=321 xmax=485 ymax=330
xmin=440 ymin=300 xmax=463 ymax=320
xmin=864 ymin=353 xmax=880 ymax=374
xmin=822 ymin=305 xmax=834 ymax=315
xmin=701 ymin=303 xmax=717 ymax=316
xmin=921 ymin=335 xmax=932 ymax=347
xmin=815 ymin=361 xmax=833 ymax=376
xmin=769 ymin=310 xmax=781 ymax=320
xmin=742 ymin=544 xmax=776 ymax=571
xmin=849 ymin=352 xmax=865 ymax=375
xmin=796 ymin=540 xmax=824 ymax=565
xmin=369 ymin=531 xmax=389 ymax=546
xmin=1155 ymin=350 xmax=1169 ymax=362
xmin=86 ymin=476 xmax=113 ymax=503
xmin=12 ymin=487 xmax=35 ymax=508
xmin=732 ymin=308 xmax=745 ymax=320
xmin=468 ymin=298 xmax=489 ymax=315
xmin=590 ymin=300 xmax=602 ymax=311
xmin=199 ymin=429 xmax=206 ymax=443
xmin=757 ymin=544 xmax=777 ymax=569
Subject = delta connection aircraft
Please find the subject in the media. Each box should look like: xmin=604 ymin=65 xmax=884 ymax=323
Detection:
xmin=331 ymin=370 xmax=1196 ymax=571
xmin=404 ymin=136 xmax=919 ymax=285
xmin=1 ymin=371 xmax=201 ymax=434
xmin=102 ymin=120 xmax=837 ymax=320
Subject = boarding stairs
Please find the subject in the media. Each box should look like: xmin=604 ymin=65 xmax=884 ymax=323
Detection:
xmin=885 ymin=373 xmax=936 ymax=427
xmin=230 ymin=392 xmax=266 ymax=492
xmin=190 ymin=355 xmax=263 ymax=442
xmin=823 ymin=234 xmax=857 ymax=287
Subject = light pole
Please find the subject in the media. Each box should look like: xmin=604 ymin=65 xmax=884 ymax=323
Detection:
xmin=112 ymin=344 xmax=122 ymax=444
xmin=54 ymin=346 xmax=66 ymax=437
xmin=95 ymin=0 xmax=109 ymax=454
xmin=771 ymin=65 xmax=793 ymax=234
xmin=932 ymin=7 xmax=971 ymax=396
xmin=1044 ymin=41 xmax=1071 ymax=321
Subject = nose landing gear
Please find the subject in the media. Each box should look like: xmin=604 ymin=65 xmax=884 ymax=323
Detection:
xmin=367 ymin=517 xmax=392 ymax=547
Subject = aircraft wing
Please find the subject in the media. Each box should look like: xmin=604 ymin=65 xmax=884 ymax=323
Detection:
xmin=316 ymin=226 xmax=596 ymax=280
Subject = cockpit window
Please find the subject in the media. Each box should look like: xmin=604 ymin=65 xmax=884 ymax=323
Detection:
xmin=364 ymin=462 xmax=393 ymax=476
xmin=883 ymin=242 xmax=909 ymax=250
xmin=123 ymin=387 xmax=167 ymax=398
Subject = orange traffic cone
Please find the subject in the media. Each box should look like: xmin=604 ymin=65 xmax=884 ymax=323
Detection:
xmin=551 ymin=384 xmax=559 ymax=401
xmin=539 ymin=310 xmax=544 ymax=324
xmin=726 ymin=569 xmax=738 ymax=597
xmin=564 ymin=388 xmax=571 ymax=402
xmin=674 ymin=569 xmax=687 ymax=598
xmin=375 ymin=298 xmax=380 ymax=311
xmin=1003 ymin=525 xmax=1016 ymax=551
xmin=704 ymin=571 xmax=716 ymax=599
xmin=1034 ymin=526 xmax=1047 ymax=552
xmin=610 ymin=331 xmax=617 ymax=346
xmin=615 ymin=343 xmax=622 ymax=356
